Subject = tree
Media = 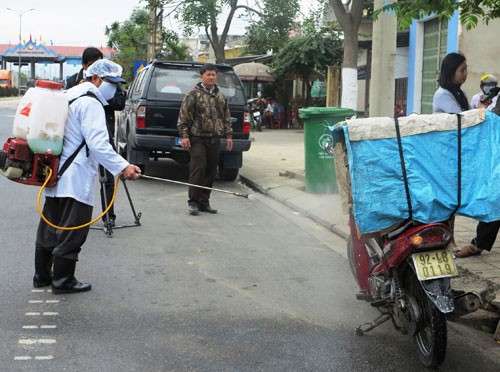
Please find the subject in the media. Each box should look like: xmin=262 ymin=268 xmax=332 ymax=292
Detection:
xmin=243 ymin=0 xmax=300 ymax=55
xmin=159 ymin=0 xmax=259 ymax=63
xmin=272 ymin=25 xmax=343 ymax=106
xmin=106 ymin=8 xmax=150 ymax=82
xmin=377 ymin=0 xmax=500 ymax=30
xmin=106 ymin=6 xmax=190 ymax=82
xmin=328 ymin=0 xmax=366 ymax=110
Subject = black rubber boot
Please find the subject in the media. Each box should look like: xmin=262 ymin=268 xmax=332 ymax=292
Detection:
xmin=33 ymin=248 xmax=53 ymax=288
xmin=52 ymin=256 xmax=91 ymax=294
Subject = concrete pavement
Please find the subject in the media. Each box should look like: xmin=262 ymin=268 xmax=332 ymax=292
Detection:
xmin=239 ymin=128 xmax=500 ymax=333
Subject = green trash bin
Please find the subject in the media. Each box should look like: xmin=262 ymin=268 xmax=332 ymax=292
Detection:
xmin=299 ymin=107 xmax=356 ymax=193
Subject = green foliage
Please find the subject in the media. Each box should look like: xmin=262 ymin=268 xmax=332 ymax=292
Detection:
xmin=105 ymin=6 xmax=190 ymax=82
xmin=272 ymin=25 xmax=342 ymax=104
xmin=169 ymin=0 xmax=255 ymax=62
xmin=105 ymin=8 xmax=150 ymax=82
xmin=243 ymin=0 xmax=300 ymax=55
xmin=376 ymin=0 xmax=500 ymax=30
xmin=175 ymin=0 xmax=228 ymax=35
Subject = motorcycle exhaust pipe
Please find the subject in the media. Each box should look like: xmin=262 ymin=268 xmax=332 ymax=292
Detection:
xmin=139 ymin=174 xmax=249 ymax=198
xmin=452 ymin=291 xmax=482 ymax=316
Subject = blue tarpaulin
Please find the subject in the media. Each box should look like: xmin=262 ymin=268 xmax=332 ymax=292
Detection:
xmin=334 ymin=110 xmax=500 ymax=235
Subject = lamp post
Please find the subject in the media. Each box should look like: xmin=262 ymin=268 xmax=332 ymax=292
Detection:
xmin=7 ymin=8 xmax=35 ymax=95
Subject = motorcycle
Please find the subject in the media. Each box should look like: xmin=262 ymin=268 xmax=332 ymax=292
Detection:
xmin=347 ymin=215 xmax=481 ymax=368
xmin=248 ymin=98 xmax=263 ymax=132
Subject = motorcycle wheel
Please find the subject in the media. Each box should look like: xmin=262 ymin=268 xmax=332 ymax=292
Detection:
xmin=408 ymin=273 xmax=447 ymax=368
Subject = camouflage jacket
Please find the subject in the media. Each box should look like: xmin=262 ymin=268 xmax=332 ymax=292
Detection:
xmin=177 ymin=83 xmax=232 ymax=139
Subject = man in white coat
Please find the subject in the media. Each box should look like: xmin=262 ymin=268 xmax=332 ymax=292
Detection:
xmin=33 ymin=59 xmax=141 ymax=294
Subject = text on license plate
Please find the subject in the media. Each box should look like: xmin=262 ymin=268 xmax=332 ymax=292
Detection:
xmin=411 ymin=250 xmax=458 ymax=281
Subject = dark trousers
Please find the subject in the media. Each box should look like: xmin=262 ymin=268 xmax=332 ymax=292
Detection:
xmin=188 ymin=137 xmax=220 ymax=206
xmin=99 ymin=165 xmax=115 ymax=221
xmin=472 ymin=220 xmax=500 ymax=251
xmin=35 ymin=197 xmax=93 ymax=261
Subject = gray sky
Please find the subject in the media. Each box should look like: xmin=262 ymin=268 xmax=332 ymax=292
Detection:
xmin=1 ymin=0 xmax=144 ymax=47
xmin=0 ymin=0 xmax=317 ymax=79
xmin=1 ymin=0 xmax=316 ymax=47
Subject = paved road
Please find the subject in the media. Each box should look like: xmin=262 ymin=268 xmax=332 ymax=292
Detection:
xmin=1 ymin=99 xmax=500 ymax=371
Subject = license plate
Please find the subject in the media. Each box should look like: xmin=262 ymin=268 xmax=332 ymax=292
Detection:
xmin=412 ymin=250 xmax=458 ymax=281
xmin=175 ymin=137 xmax=182 ymax=146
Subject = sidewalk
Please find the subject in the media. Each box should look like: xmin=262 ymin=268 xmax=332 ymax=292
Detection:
xmin=239 ymin=129 xmax=500 ymax=318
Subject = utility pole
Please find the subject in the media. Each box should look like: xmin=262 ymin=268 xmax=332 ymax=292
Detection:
xmin=7 ymin=7 xmax=35 ymax=95
xmin=146 ymin=1 xmax=163 ymax=63
xmin=369 ymin=0 xmax=397 ymax=117
xmin=147 ymin=3 xmax=157 ymax=63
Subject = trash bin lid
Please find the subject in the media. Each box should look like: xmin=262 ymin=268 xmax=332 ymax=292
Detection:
xmin=299 ymin=107 xmax=356 ymax=119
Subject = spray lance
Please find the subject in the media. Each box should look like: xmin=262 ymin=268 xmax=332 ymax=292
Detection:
xmin=139 ymin=174 xmax=249 ymax=198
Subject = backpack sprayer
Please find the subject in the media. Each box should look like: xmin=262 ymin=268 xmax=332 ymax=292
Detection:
xmin=0 ymin=80 xmax=67 ymax=187
xmin=0 ymin=80 xmax=117 ymax=231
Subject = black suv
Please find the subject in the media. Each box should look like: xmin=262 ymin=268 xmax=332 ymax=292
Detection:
xmin=116 ymin=60 xmax=252 ymax=180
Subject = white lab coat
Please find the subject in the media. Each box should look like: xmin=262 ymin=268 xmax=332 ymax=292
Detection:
xmin=44 ymin=82 xmax=129 ymax=206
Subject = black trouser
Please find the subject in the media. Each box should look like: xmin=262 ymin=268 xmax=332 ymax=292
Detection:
xmin=471 ymin=220 xmax=500 ymax=251
xmin=99 ymin=165 xmax=115 ymax=221
xmin=188 ymin=137 xmax=220 ymax=206
xmin=35 ymin=197 xmax=92 ymax=261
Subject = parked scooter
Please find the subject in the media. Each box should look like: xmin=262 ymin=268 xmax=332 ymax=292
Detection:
xmin=347 ymin=214 xmax=481 ymax=368
xmin=248 ymin=98 xmax=263 ymax=132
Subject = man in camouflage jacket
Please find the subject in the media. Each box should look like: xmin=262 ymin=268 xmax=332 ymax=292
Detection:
xmin=177 ymin=63 xmax=233 ymax=215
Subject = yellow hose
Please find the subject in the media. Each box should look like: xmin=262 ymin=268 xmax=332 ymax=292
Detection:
xmin=37 ymin=167 xmax=120 ymax=230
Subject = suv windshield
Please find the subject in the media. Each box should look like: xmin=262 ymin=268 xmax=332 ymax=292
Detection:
xmin=147 ymin=66 xmax=247 ymax=105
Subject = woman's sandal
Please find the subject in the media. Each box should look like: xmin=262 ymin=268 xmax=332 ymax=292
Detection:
xmin=455 ymin=244 xmax=482 ymax=258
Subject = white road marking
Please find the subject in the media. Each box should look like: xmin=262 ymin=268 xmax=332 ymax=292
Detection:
xmin=14 ymin=355 xmax=54 ymax=361
xmin=41 ymin=325 xmax=57 ymax=329
xmin=14 ymin=356 xmax=31 ymax=361
xmin=28 ymin=300 xmax=59 ymax=304
xmin=25 ymin=312 xmax=58 ymax=316
xmin=18 ymin=339 xmax=56 ymax=345
xmin=22 ymin=325 xmax=57 ymax=329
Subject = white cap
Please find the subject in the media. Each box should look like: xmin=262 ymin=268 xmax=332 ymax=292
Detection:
xmin=85 ymin=59 xmax=126 ymax=83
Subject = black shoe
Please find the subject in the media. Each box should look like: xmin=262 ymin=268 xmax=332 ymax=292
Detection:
xmin=52 ymin=257 xmax=91 ymax=294
xmin=34 ymin=279 xmax=52 ymax=288
xmin=199 ymin=205 xmax=217 ymax=214
xmin=52 ymin=278 xmax=92 ymax=294
xmin=189 ymin=204 xmax=200 ymax=215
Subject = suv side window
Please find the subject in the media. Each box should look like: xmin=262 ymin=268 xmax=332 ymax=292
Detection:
xmin=214 ymin=71 xmax=246 ymax=105
xmin=130 ymin=68 xmax=148 ymax=99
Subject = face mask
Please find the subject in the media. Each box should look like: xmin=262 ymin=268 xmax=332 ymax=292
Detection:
xmin=482 ymin=85 xmax=496 ymax=95
xmin=98 ymin=81 xmax=117 ymax=101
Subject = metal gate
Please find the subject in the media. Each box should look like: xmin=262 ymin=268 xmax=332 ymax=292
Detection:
xmin=421 ymin=18 xmax=448 ymax=114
